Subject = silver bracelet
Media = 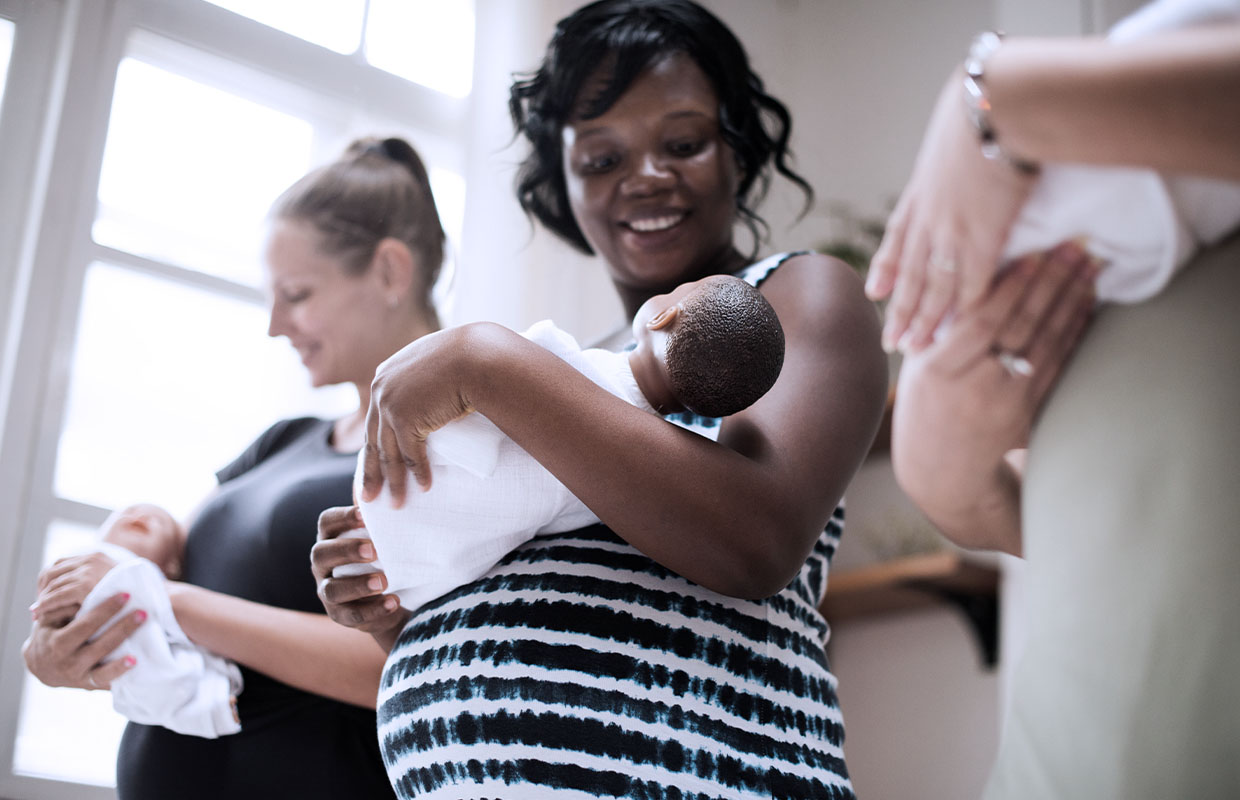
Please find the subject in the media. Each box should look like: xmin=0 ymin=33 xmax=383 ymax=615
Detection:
xmin=963 ymin=31 xmax=1040 ymax=175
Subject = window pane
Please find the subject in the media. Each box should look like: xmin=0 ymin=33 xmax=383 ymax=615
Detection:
xmin=55 ymin=262 xmax=354 ymax=520
xmin=204 ymin=0 xmax=364 ymax=54
xmin=0 ymin=18 xmax=13 ymax=112
xmin=13 ymin=520 xmax=127 ymax=787
xmin=94 ymin=58 xmax=314 ymax=286
xmin=365 ymin=0 xmax=474 ymax=97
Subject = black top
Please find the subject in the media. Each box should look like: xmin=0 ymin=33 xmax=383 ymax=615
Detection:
xmin=116 ymin=417 xmax=395 ymax=800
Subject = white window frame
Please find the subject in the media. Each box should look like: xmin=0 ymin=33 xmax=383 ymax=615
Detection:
xmin=0 ymin=1 xmax=488 ymax=796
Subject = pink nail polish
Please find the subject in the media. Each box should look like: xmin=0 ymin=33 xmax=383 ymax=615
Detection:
xmin=134 ymin=610 xmax=147 ymax=623
xmin=123 ymin=656 xmax=136 ymax=667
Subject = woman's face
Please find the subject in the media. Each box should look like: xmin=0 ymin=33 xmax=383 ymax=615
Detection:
xmin=562 ymin=52 xmax=741 ymax=310
xmin=263 ymin=219 xmax=396 ymax=389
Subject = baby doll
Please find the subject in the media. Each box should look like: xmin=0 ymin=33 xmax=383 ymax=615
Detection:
xmin=338 ymin=274 xmax=785 ymax=612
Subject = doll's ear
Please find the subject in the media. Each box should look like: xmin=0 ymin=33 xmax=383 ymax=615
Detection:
xmin=645 ymin=305 xmax=679 ymax=331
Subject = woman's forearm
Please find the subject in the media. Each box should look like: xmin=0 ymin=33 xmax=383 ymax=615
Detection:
xmin=901 ymin=459 xmax=1023 ymax=557
xmin=167 ymin=582 xmax=387 ymax=709
xmin=985 ymin=26 xmax=1240 ymax=178
xmin=454 ymin=262 xmax=887 ymax=599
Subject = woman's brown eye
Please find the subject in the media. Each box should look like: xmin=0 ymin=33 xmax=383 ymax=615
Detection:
xmin=669 ymin=140 xmax=703 ymax=157
xmin=584 ymin=154 xmax=619 ymax=173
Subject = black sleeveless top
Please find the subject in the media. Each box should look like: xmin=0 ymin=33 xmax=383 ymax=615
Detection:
xmin=116 ymin=417 xmax=394 ymax=800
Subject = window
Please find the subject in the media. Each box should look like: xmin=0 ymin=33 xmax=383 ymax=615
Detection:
xmin=206 ymin=0 xmax=475 ymax=96
xmin=365 ymin=0 xmax=475 ymax=97
xmin=0 ymin=1 xmax=473 ymax=795
xmin=94 ymin=57 xmax=316 ymax=286
xmin=0 ymin=18 xmax=13 ymax=109
xmin=205 ymin=0 xmax=366 ymax=54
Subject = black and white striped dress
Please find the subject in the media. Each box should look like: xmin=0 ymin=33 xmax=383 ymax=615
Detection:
xmin=377 ymin=253 xmax=855 ymax=799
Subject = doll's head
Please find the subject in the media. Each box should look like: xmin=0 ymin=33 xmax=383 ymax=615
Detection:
xmin=100 ymin=503 xmax=186 ymax=579
xmin=629 ymin=274 xmax=784 ymax=417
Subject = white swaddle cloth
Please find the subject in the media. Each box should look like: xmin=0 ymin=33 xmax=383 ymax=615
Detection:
xmin=337 ymin=320 xmax=653 ymax=612
xmin=1001 ymin=0 xmax=1240 ymax=303
xmin=81 ymin=542 xmax=242 ymax=738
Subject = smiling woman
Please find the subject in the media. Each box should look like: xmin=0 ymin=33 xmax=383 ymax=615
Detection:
xmin=22 ymin=137 xmax=445 ymax=800
xmin=309 ymin=2 xmax=888 ymax=798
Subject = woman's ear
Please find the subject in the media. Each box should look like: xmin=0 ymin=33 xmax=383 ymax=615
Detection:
xmin=372 ymin=238 xmax=417 ymax=303
xmin=646 ymin=305 xmax=680 ymax=331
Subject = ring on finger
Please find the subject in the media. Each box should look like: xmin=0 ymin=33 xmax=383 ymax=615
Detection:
xmin=929 ymin=250 xmax=959 ymax=275
xmin=995 ymin=349 xmax=1035 ymax=378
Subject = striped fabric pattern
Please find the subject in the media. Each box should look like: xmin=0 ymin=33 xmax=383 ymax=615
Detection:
xmin=377 ymin=253 xmax=855 ymax=799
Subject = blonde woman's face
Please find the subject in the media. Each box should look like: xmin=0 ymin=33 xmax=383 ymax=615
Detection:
xmin=263 ymin=219 xmax=394 ymax=389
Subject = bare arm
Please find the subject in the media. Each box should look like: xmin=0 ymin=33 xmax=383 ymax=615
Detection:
xmin=892 ymin=243 xmax=1097 ymax=555
xmin=989 ymin=26 xmax=1240 ymax=178
xmin=166 ymin=582 xmax=387 ymax=709
xmin=868 ymin=22 xmax=1240 ymax=351
xmin=363 ymin=254 xmax=888 ymax=599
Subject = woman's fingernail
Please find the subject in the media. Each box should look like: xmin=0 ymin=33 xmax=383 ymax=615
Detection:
xmin=123 ymin=656 xmax=137 ymax=668
xmin=121 ymin=593 xmax=130 ymax=602
xmin=134 ymin=610 xmax=147 ymax=623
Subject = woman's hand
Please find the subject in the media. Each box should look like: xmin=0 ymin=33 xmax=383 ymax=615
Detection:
xmin=30 ymin=552 xmax=118 ymax=627
xmin=311 ymin=506 xmax=410 ymax=652
xmin=867 ymin=69 xmax=1038 ymax=353
xmin=360 ymin=326 xmax=484 ymax=506
xmin=23 ymin=591 xmax=144 ymax=690
xmin=891 ymin=241 xmax=1097 ymax=555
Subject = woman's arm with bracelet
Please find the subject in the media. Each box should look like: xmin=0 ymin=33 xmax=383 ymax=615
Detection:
xmin=868 ymin=22 xmax=1240 ymax=351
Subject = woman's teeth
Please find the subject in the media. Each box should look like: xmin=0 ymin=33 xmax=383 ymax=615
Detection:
xmin=628 ymin=214 xmax=684 ymax=233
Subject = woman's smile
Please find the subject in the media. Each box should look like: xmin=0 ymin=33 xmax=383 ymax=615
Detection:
xmin=623 ymin=211 xmax=688 ymax=233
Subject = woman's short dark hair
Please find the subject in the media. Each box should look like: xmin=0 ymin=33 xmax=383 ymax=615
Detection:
xmin=509 ymin=0 xmax=813 ymax=255
xmin=269 ymin=137 xmax=445 ymax=316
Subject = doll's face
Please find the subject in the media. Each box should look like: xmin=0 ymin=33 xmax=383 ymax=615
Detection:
xmin=101 ymin=504 xmax=183 ymax=577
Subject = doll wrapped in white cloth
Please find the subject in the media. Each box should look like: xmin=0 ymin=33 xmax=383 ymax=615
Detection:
xmin=76 ymin=504 xmax=242 ymax=738
xmin=336 ymin=274 xmax=786 ymax=612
